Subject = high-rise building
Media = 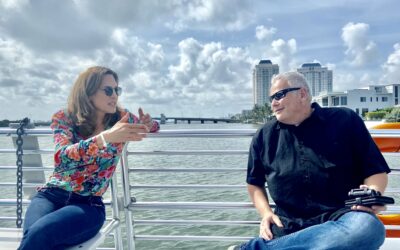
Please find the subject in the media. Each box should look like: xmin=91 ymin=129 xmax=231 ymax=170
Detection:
xmin=297 ymin=63 xmax=332 ymax=97
xmin=253 ymin=60 xmax=279 ymax=106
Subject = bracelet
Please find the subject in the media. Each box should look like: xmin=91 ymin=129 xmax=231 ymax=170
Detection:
xmin=99 ymin=133 xmax=107 ymax=148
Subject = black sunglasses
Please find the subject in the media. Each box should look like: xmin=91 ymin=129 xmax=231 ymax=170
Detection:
xmin=269 ymin=87 xmax=301 ymax=102
xmin=101 ymin=86 xmax=122 ymax=97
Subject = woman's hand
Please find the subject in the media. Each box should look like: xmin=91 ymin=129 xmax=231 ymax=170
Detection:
xmin=101 ymin=113 xmax=149 ymax=143
xmin=259 ymin=212 xmax=283 ymax=240
xmin=138 ymin=107 xmax=154 ymax=131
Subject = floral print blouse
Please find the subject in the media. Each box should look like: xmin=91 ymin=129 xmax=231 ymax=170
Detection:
xmin=46 ymin=109 xmax=159 ymax=196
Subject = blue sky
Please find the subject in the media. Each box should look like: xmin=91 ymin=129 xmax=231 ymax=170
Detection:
xmin=0 ymin=0 xmax=399 ymax=121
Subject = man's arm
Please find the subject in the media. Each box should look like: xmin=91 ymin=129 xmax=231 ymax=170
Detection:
xmin=363 ymin=172 xmax=388 ymax=194
xmin=248 ymin=184 xmax=283 ymax=240
xmin=247 ymin=184 xmax=272 ymax=216
xmin=352 ymin=172 xmax=389 ymax=214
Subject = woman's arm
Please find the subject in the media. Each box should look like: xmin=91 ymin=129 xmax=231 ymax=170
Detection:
xmin=51 ymin=110 xmax=103 ymax=172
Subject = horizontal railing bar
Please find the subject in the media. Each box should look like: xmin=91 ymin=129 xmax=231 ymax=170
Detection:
xmin=130 ymin=184 xmax=246 ymax=189
xmin=0 ymin=128 xmax=53 ymax=135
xmin=129 ymin=151 xmax=398 ymax=156
xmin=128 ymin=185 xmax=400 ymax=192
xmin=0 ymin=216 xmax=114 ymax=222
xmin=134 ymin=219 xmax=259 ymax=226
xmin=129 ymin=202 xmax=256 ymax=210
xmin=129 ymin=168 xmax=245 ymax=172
xmin=147 ymin=134 xmax=254 ymax=138
xmin=135 ymin=228 xmax=400 ymax=241
xmin=0 ymin=128 xmax=256 ymax=137
xmin=130 ymin=202 xmax=400 ymax=213
xmin=0 ymin=149 xmax=53 ymax=154
xmin=128 ymin=150 xmax=248 ymax=155
xmin=0 ymin=183 xmax=42 ymax=188
xmin=0 ymin=199 xmax=111 ymax=206
xmin=1 ymin=128 xmax=400 ymax=137
xmin=0 ymin=150 xmax=396 ymax=157
xmin=1 ymin=166 xmax=399 ymax=173
xmin=134 ymin=235 xmax=254 ymax=241
xmin=144 ymin=168 xmax=397 ymax=175
xmin=1 ymin=181 xmax=399 ymax=193
xmin=0 ymin=149 xmax=393 ymax=157
xmin=133 ymin=219 xmax=400 ymax=229
xmin=0 ymin=166 xmax=55 ymax=171
xmin=147 ymin=129 xmax=257 ymax=136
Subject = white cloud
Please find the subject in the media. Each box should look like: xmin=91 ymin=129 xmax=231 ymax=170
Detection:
xmin=255 ymin=25 xmax=277 ymax=41
xmin=333 ymin=72 xmax=357 ymax=91
xmin=166 ymin=0 xmax=254 ymax=32
xmin=341 ymin=22 xmax=378 ymax=67
xmin=360 ymin=73 xmax=374 ymax=85
xmin=269 ymin=38 xmax=297 ymax=72
xmin=326 ymin=63 xmax=336 ymax=70
xmin=167 ymin=38 xmax=253 ymax=114
xmin=0 ymin=0 xmax=29 ymax=10
xmin=381 ymin=43 xmax=400 ymax=84
xmin=0 ymin=0 xmax=109 ymax=51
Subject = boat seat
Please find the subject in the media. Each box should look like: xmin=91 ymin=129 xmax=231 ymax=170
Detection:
xmin=378 ymin=214 xmax=400 ymax=249
xmin=379 ymin=214 xmax=400 ymax=238
xmin=380 ymin=238 xmax=400 ymax=249
xmin=0 ymin=227 xmax=104 ymax=250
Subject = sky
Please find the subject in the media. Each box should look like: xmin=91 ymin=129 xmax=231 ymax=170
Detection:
xmin=0 ymin=0 xmax=399 ymax=121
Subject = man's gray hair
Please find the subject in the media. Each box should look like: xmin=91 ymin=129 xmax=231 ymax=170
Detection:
xmin=271 ymin=72 xmax=312 ymax=102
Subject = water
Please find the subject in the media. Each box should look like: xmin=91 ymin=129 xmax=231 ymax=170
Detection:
xmin=0 ymin=122 xmax=398 ymax=250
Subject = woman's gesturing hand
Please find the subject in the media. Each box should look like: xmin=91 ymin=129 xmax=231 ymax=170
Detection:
xmin=138 ymin=107 xmax=154 ymax=131
xmin=102 ymin=113 xmax=149 ymax=143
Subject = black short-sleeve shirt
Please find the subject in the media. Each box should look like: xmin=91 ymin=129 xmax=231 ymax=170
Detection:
xmin=247 ymin=103 xmax=390 ymax=236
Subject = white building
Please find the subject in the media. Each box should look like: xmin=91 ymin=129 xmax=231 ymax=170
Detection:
xmin=253 ymin=60 xmax=279 ymax=106
xmin=297 ymin=63 xmax=333 ymax=97
xmin=314 ymin=84 xmax=400 ymax=116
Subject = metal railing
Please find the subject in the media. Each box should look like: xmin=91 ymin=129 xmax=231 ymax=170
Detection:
xmin=0 ymin=127 xmax=399 ymax=250
xmin=119 ymin=128 xmax=400 ymax=249
xmin=0 ymin=128 xmax=123 ymax=250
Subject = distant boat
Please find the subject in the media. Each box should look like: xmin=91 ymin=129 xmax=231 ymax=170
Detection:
xmin=371 ymin=122 xmax=400 ymax=152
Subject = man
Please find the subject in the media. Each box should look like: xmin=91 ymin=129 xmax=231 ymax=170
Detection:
xmin=231 ymin=72 xmax=390 ymax=249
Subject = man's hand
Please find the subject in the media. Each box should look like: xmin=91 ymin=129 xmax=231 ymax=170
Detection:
xmin=259 ymin=212 xmax=283 ymax=240
xmin=351 ymin=204 xmax=386 ymax=214
xmin=351 ymin=184 xmax=387 ymax=214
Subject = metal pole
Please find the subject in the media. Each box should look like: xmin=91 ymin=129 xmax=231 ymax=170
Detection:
xmin=120 ymin=143 xmax=135 ymax=250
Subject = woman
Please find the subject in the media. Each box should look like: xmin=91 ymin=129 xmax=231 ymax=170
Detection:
xmin=18 ymin=66 xmax=159 ymax=249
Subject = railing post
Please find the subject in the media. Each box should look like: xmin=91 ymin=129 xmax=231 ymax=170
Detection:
xmin=110 ymin=175 xmax=123 ymax=249
xmin=120 ymin=143 xmax=136 ymax=250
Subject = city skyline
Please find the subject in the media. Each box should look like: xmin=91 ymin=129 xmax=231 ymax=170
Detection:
xmin=0 ymin=0 xmax=399 ymax=120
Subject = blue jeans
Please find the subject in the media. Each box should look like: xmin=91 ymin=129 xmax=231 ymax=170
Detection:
xmin=241 ymin=211 xmax=385 ymax=250
xmin=18 ymin=187 xmax=106 ymax=250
